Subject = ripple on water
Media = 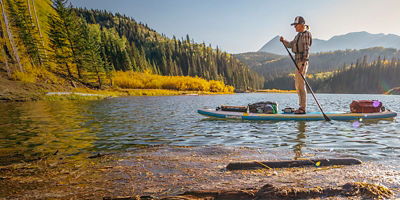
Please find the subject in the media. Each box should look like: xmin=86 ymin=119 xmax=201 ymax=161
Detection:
xmin=0 ymin=93 xmax=400 ymax=165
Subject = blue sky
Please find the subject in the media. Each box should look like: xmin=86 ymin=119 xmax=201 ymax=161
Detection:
xmin=70 ymin=0 xmax=400 ymax=54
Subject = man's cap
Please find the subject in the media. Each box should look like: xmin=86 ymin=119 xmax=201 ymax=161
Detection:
xmin=291 ymin=16 xmax=305 ymax=26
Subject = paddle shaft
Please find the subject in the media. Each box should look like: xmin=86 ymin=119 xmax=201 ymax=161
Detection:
xmin=282 ymin=41 xmax=331 ymax=121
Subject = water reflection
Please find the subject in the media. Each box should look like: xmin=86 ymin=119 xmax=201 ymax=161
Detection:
xmin=0 ymin=101 xmax=98 ymax=165
xmin=293 ymin=121 xmax=306 ymax=159
xmin=0 ymin=93 xmax=399 ymax=165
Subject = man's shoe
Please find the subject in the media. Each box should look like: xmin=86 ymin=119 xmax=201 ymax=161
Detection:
xmin=294 ymin=108 xmax=306 ymax=114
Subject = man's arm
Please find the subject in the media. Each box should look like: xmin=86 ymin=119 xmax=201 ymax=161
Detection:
xmin=280 ymin=36 xmax=294 ymax=49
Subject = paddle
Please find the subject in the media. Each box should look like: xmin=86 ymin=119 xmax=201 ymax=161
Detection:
xmin=281 ymin=41 xmax=331 ymax=121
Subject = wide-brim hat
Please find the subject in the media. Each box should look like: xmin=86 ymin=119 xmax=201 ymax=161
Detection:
xmin=291 ymin=16 xmax=305 ymax=26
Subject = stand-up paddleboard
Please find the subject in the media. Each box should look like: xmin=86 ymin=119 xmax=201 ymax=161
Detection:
xmin=198 ymin=108 xmax=397 ymax=121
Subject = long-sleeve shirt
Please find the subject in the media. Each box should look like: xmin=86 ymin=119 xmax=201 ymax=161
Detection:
xmin=285 ymin=30 xmax=312 ymax=63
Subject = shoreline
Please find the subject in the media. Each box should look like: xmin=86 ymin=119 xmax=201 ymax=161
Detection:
xmin=0 ymin=84 xmax=235 ymax=102
xmin=0 ymin=89 xmax=234 ymax=102
xmin=1 ymin=146 xmax=398 ymax=199
xmin=0 ymin=70 xmax=234 ymax=102
xmin=256 ymin=89 xmax=297 ymax=93
xmin=41 ymin=89 xmax=234 ymax=101
xmin=2 ymin=69 xmax=398 ymax=102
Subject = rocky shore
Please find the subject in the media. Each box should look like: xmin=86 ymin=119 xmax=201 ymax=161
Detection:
xmin=1 ymin=146 xmax=399 ymax=199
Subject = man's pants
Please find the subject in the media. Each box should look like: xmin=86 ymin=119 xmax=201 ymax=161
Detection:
xmin=295 ymin=61 xmax=308 ymax=110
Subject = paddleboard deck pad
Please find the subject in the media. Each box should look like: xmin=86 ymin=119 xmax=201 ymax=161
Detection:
xmin=198 ymin=108 xmax=397 ymax=121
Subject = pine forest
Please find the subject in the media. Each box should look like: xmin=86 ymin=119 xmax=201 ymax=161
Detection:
xmin=0 ymin=0 xmax=264 ymax=95
xmin=264 ymin=56 xmax=400 ymax=94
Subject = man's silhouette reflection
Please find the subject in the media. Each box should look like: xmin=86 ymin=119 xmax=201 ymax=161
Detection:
xmin=293 ymin=121 xmax=306 ymax=160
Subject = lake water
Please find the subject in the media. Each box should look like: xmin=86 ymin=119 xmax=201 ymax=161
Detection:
xmin=1 ymin=93 xmax=399 ymax=165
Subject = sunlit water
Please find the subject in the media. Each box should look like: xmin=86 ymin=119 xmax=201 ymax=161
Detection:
xmin=1 ymin=93 xmax=399 ymax=165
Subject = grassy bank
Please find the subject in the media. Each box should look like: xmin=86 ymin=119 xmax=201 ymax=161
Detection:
xmin=0 ymin=69 xmax=234 ymax=102
xmin=42 ymin=88 xmax=232 ymax=101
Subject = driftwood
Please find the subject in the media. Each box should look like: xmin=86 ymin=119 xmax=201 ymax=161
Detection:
xmin=226 ymin=158 xmax=362 ymax=170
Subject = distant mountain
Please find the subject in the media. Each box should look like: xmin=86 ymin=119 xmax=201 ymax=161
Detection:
xmin=236 ymin=47 xmax=400 ymax=81
xmin=259 ymin=32 xmax=400 ymax=55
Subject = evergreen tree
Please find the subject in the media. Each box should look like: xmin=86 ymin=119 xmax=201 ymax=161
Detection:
xmin=82 ymin=23 xmax=104 ymax=88
xmin=99 ymin=28 xmax=115 ymax=86
xmin=6 ymin=0 xmax=43 ymax=67
xmin=1 ymin=0 xmax=23 ymax=72
xmin=50 ymin=0 xmax=86 ymax=78
xmin=47 ymin=0 xmax=75 ymax=86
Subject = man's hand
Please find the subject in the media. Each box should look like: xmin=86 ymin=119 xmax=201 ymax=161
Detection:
xmin=280 ymin=36 xmax=288 ymax=47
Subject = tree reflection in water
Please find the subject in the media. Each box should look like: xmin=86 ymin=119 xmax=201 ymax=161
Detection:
xmin=0 ymin=101 xmax=98 ymax=165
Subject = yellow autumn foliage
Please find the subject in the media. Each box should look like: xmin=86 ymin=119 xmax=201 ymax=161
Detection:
xmin=113 ymin=71 xmax=234 ymax=93
xmin=11 ymin=63 xmax=60 ymax=84
xmin=12 ymin=71 xmax=36 ymax=83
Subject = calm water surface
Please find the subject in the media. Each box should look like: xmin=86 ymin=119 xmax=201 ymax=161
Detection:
xmin=1 ymin=93 xmax=399 ymax=165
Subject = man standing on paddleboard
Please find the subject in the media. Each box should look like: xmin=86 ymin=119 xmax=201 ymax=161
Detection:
xmin=280 ymin=16 xmax=312 ymax=114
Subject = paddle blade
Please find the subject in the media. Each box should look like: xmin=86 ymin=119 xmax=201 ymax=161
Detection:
xmin=323 ymin=113 xmax=331 ymax=121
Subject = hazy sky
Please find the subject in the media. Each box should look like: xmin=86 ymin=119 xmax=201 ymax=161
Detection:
xmin=70 ymin=0 xmax=400 ymax=54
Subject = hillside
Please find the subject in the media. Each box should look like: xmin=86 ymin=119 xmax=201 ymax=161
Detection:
xmin=75 ymin=8 xmax=264 ymax=90
xmin=264 ymin=56 xmax=400 ymax=94
xmin=233 ymin=52 xmax=283 ymax=69
xmin=237 ymin=47 xmax=400 ymax=81
xmin=0 ymin=63 xmax=74 ymax=101
xmin=312 ymin=57 xmax=400 ymax=94
xmin=0 ymin=0 xmax=264 ymax=101
xmin=259 ymin=32 xmax=400 ymax=55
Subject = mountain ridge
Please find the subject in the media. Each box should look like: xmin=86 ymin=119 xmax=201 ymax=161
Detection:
xmin=259 ymin=31 xmax=400 ymax=55
xmin=235 ymin=47 xmax=400 ymax=81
